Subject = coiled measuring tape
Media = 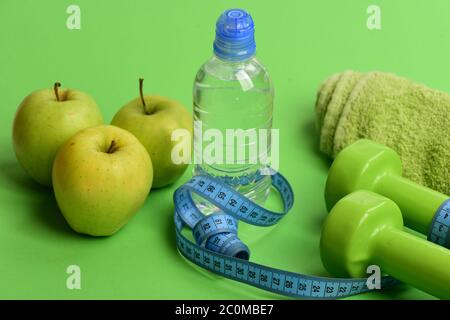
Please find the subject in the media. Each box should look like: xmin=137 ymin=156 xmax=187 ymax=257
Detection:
xmin=428 ymin=199 xmax=450 ymax=248
xmin=173 ymin=172 xmax=400 ymax=299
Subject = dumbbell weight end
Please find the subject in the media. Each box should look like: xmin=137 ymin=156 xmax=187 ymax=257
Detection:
xmin=321 ymin=191 xmax=450 ymax=299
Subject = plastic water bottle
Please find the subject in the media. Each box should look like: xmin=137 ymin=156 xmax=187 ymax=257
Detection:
xmin=193 ymin=9 xmax=274 ymax=213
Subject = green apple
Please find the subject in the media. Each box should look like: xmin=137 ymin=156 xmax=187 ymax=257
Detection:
xmin=13 ymin=82 xmax=104 ymax=187
xmin=111 ymin=79 xmax=192 ymax=188
xmin=52 ymin=125 xmax=153 ymax=236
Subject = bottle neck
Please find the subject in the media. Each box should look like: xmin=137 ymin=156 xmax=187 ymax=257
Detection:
xmin=213 ymin=36 xmax=256 ymax=62
xmin=213 ymin=53 xmax=255 ymax=64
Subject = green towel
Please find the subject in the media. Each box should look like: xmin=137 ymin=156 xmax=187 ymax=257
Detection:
xmin=319 ymin=71 xmax=363 ymax=155
xmin=315 ymin=72 xmax=340 ymax=131
xmin=315 ymin=70 xmax=450 ymax=196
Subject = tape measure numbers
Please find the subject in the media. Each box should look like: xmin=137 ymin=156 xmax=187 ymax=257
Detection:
xmin=428 ymin=199 xmax=450 ymax=248
xmin=173 ymin=172 xmax=400 ymax=299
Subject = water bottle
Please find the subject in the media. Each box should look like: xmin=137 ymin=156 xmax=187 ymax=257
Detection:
xmin=193 ymin=8 xmax=274 ymax=215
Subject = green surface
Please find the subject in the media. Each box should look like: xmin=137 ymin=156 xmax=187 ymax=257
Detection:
xmin=1 ymin=0 xmax=448 ymax=299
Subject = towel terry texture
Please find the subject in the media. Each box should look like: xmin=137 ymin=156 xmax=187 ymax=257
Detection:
xmin=315 ymin=70 xmax=450 ymax=196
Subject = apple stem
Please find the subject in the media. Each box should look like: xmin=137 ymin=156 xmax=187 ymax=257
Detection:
xmin=139 ymin=78 xmax=147 ymax=114
xmin=107 ymin=140 xmax=117 ymax=154
xmin=54 ymin=82 xmax=61 ymax=102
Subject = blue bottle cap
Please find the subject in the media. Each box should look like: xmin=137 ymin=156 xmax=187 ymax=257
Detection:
xmin=213 ymin=9 xmax=256 ymax=61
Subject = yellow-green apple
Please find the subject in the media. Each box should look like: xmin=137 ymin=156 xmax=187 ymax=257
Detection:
xmin=111 ymin=79 xmax=192 ymax=188
xmin=52 ymin=125 xmax=153 ymax=236
xmin=13 ymin=82 xmax=103 ymax=187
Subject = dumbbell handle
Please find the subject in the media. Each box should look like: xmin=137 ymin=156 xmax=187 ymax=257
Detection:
xmin=373 ymin=227 xmax=450 ymax=299
xmin=375 ymin=174 xmax=449 ymax=234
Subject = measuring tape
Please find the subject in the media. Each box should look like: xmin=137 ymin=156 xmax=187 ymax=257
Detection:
xmin=428 ymin=199 xmax=450 ymax=248
xmin=173 ymin=172 xmax=400 ymax=299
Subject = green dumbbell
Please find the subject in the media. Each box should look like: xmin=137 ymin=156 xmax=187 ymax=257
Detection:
xmin=325 ymin=139 xmax=449 ymax=236
xmin=320 ymin=191 xmax=450 ymax=299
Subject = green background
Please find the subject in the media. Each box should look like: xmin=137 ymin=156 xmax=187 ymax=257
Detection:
xmin=1 ymin=0 xmax=448 ymax=299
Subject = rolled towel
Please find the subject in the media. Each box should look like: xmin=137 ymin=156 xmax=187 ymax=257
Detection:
xmin=315 ymin=71 xmax=450 ymax=196
xmin=315 ymin=72 xmax=340 ymax=131
xmin=319 ymin=71 xmax=363 ymax=155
